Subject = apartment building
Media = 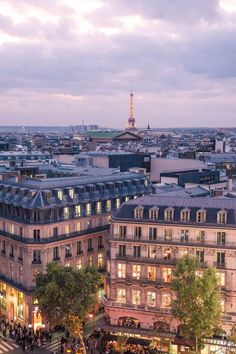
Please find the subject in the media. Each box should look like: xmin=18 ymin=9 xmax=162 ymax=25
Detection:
xmin=104 ymin=195 xmax=236 ymax=339
xmin=0 ymin=173 xmax=152 ymax=327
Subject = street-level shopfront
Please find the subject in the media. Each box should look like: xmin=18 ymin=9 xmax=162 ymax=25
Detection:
xmin=0 ymin=281 xmax=42 ymax=329
xmin=99 ymin=330 xmax=236 ymax=354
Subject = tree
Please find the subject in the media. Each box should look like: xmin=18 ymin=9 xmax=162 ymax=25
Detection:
xmin=34 ymin=262 xmax=101 ymax=354
xmin=172 ymin=255 xmax=221 ymax=353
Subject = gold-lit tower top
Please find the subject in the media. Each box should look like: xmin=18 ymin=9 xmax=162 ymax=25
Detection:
xmin=126 ymin=92 xmax=137 ymax=130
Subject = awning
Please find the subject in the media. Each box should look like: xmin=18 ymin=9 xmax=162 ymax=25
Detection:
xmin=126 ymin=337 xmax=151 ymax=346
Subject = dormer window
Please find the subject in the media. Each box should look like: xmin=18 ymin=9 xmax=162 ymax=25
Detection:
xmin=217 ymin=210 xmax=227 ymax=224
xmin=57 ymin=190 xmax=63 ymax=201
xmin=196 ymin=209 xmax=206 ymax=223
xmin=164 ymin=208 xmax=174 ymax=221
xmin=69 ymin=188 xmax=74 ymax=199
xmin=181 ymin=208 xmax=190 ymax=222
xmin=134 ymin=206 xmax=143 ymax=219
xmin=149 ymin=207 xmax=159 ymax=220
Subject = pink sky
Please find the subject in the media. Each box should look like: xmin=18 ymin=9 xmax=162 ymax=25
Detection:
xmin=0 ymin=0 xmax=236 ymax=128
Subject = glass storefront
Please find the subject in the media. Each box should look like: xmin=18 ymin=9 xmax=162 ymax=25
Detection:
xmin=0 ymin=283 xmax=7 ymax=310
xmin=17 ymin=292 xmax=24 ymax=320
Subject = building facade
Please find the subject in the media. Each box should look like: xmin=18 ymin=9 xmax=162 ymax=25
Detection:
xmin=0 ymin=173 xmax=153 ymax=327
xmin=104 ymin=195 xmax=236 ymax=338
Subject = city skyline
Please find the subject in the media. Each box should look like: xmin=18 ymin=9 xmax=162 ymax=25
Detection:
xmin=0 ymin=0 xmax=236 ymax=128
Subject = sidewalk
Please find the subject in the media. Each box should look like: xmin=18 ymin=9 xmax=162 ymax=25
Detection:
xmin=84 ymin=312 xmax=105 ymax=338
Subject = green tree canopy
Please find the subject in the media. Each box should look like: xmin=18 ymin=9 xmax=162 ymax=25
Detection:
xmin=34 ymin=262 xmax=101 ymax=352
xmin=172 ymin=255 xmax=221 ymax=353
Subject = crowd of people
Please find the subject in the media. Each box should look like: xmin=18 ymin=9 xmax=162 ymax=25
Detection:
xmin=0 ymin=318 xmax=52 ymax=351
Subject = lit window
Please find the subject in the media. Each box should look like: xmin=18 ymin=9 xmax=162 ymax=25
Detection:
xmin=69 ymin=189 xmax=74 ymax=199
xmin=196 ymin=230 xmax=205 ymax=243
xmin=132 ymin=290 xmax=141 ymax=305
xmin=181 ymin=209 xmax=190 ymax=222
xmin=149 ymin=207 xmax=159 ymax=220
xmin=163 ymin=248 xmax=172 ymax=260
xmin=180 ymin=230 xmax=189 ymax=243
xmin=196 ymin=209 xmax=206 ymax=223
xmin=75 ymin=205 xmax=81 ymax=217
xmin=77 ymin=259 xmax=82 ymax=270
xmin=165 ymin=208 xmax=174 ymax=221
xmin=147 ymin=292 xmax=156 ymax=307
xmin=88 ymin=256 xmax=93 ymax=267
xmin=162 ymin=268 xmax=172 ymax=283
xmin=134 ymin=206 xmax=143 ymax=219
xmin=106 ymin=200 xmax=111 ymax=212
xmin=216 ymin=272 xmax=225 ymax=286
xmin=125 ymin=196 xmax=129 ymax=202
xmin=58 ymin=190 xmax=63 ymax=200
xmin=132 ymin=265 xmax=141 ymax=279
xmin=148 ymin=246 xmax=156 ymax=258
xmin=65 ymin=262 xmax=71 ymax=267
xmin=217 ymin=210 xmax=227 ymax=224
xmin=116 ymin=199 xmax=120 ymax=209
xmin=63 ymin=207 xmax=69 ymax=219
xmin=96 ymin=201 xmax=102 ymax=214
xmin=86 ymin=203 xmax=91 ymax=216
xmin=164 ymin=229 xmax=172 ymax=241
xmin=117 ymin=263 xmax=126 ymax=278
xmin=147 ymin=266 xmax=156 ymax=281
xmin=98 ymin=253 xmax=103 ymax=268
xmin=162 ymin=293 xmax=171 ymax=308
xmin=117 ymin=288 xmax=126 ymax=303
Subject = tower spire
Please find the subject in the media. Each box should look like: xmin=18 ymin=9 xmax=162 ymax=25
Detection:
xmin=126 ymin=92 xmax=137 ymax=130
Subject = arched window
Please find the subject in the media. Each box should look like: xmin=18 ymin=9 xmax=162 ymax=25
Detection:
xmin=149 ymin=207 xmax=159 ymax=220
xmin=180 ymin=208 xmax=190 ymax=222
xmin=134 ymin=206 xmax=144 ymax=220
xmin=164 ymin=207 xmax=174 ymax=221
xmin=196 ymin=209 xmax=206 ymax=223
xmin=217 ymin=210 xmax=227 ymax=224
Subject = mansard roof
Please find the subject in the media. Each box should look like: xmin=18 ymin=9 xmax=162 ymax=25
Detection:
xmin=113 ymin=195 xmax=236 ymax=226
xmin=0 ymin=173 xmax=152 ymax=209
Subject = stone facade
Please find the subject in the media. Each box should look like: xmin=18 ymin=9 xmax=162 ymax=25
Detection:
xmin=104 ymin=195 xmax=236 ymax=335
xmin=0 ymin=173 xmax=152 ymax=327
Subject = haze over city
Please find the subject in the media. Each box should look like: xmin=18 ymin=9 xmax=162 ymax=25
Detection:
xmin=0 ymin=0 xmax=236 ymax=128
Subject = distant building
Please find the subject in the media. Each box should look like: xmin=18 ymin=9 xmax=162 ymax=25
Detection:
xmin=76 ymin=151 xmax=151 ymax=173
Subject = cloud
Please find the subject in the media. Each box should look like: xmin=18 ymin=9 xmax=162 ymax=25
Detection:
xmin=0 ymin=0 xmax=235 ymax=127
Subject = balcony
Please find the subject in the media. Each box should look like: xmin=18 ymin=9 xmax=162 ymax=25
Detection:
xmin=110 ymin=236 xmax=236 ymax=251
xmin=214 ymin=262 xmax=226 ymax=269
xmin=77 ymin=251 xmax=83 ymax=256
xmin=102 ymin=296 xmax=172 ymax=315
xmin=98 ymin=244 xmax=104 ymax=250
xmin=9 ymin=253 xmax=14 ymax=258
xmin=65 ymin=253 xmax=72 ymax=259
xmin=32 ymin=259 xmax=42 ymax=264
xmin=53 ymin=256 xmax=60 ymax=261
xmin=87 ymin=248 xmax=94 ymax=253
xmin=18 ymin=256 xmax=23 ymax=262
xmin=116 ymin=254 xmax=178 ymax=266
xmin=117 ymin=275 xmax=172 ymax=286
